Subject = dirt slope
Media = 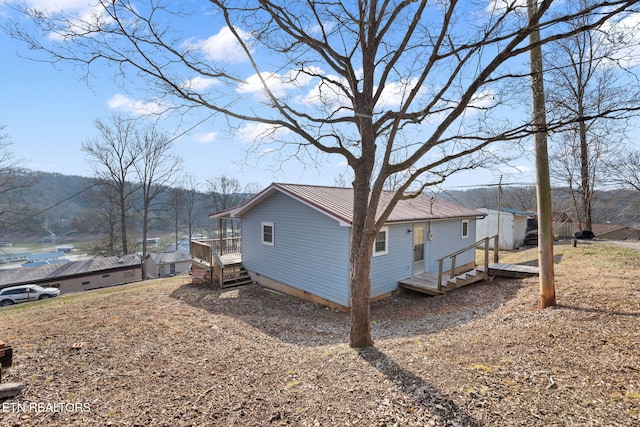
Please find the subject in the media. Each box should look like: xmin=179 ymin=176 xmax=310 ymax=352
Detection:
xmin=1 ymin=241 xmax=639 ymax=426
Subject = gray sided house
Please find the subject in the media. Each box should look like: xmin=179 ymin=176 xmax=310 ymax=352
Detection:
xmin=145 ymin=249 xmax=192 ymax=279
xmin=0 ymin=254 xmax=142 ymax=294
xmin=214 ymin=183 xmax=483 ymax=309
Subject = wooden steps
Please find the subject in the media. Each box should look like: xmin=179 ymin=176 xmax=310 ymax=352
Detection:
xmin=222 ymin=263 xmax=253 ymax=288
xmin=442 ymin=268 xmax=484 ymax=291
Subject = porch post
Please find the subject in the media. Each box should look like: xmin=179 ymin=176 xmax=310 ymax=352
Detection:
xmin=219 ymin=218 xmax=223 ymax=256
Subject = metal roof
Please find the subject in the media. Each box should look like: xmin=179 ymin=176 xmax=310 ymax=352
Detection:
xmin=0 ymin=254 xmax=141 ymax=287
xmin=481 ymin=207 xmax=535 ymax=216
xmin=219 ymin=183 xmax=483 ymax=224
xmin=148 ymin=250 xmax=191 ymax=265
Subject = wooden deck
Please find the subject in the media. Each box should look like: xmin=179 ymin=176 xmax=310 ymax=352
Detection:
xmin=220 ymin=252 xmax=242 ymax=266
xmin=485 ymin=262 xmax=539 ymax=278
xmin=399 ymin=263 xmax=539 ymax=296
xmin=399 ymin=273 xmax=449 ymax=295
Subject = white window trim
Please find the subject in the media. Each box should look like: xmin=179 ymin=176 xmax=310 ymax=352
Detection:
xmin=461 ymin=219 xmax=469 ymax=239
xmin=373 ymin=226 xmax=389 ymax=256
xmin=261 ymin=222 xmax=275 ymax=246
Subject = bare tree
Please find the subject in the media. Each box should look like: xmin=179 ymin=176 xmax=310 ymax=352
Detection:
xmin=82 ymin=113 xmax=140 ymax=254
xmin=7 ymin=0 xmax=640 ymax=347
xmin=83 ymin=182 xmax=121 ymax=255
xmin=133 ymin=125 xmax=182 ymax=264
xmin=181 ymin=174 xmax=203 ymax=242
xmin=545 ymin=0 xmax=638 ymax=233
xmin=0 ymin=124 xmax=38 ymax=230
xmin=206 ymin=175 xmax=246 ymax=213
xmin=609 ymin=150 xmax=640 ymax=192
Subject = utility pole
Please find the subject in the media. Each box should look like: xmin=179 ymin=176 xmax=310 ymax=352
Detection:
xmin=527 ymin=0 xmax=556 ymax=308
xmin=496 ymin=175 xmax=502 ymax=250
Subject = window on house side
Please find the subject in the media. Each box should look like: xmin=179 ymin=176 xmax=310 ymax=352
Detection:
xmin=461 ymin=220 xmax=469 ymax=238
xmin=373 ymin=227 xmax=389 ymax=256
xmin=261 ymin=222 xmax=275 ymax=246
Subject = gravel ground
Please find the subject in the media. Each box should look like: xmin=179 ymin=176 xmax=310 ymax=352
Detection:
xmin=1 ymin=241 xmax=639 ymax=426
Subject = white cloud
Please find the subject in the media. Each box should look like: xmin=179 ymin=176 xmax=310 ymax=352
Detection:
xmin=377 ymin=78 xmax=425 ymax=108
xmin=468 ymin=88 xmax=495 ymax=110
xmin=183 ymin=26 xmax=252 ymax=64
xmin=19 ymin=0 xmax=90 ymax=12
xmin=601 ymin=12 xmax=640 ymax=68
xmin=181 ymin=76 xmax=219 ymax=92
xmin=44 ymin=4 xmax=114 ymax=41
xmin=236 ymin=122 xmax=289 ymax=143
xmin=107 ymin=93 xmax=170 ymax=116
xmin=484 ymin=0 xmax=527 ymax=15
xmin=192 ymin=132 xmax=217 ymax=144
xmin=237 ymin=68 xmax=320 ymax=100
xmin=302 ymin=74 xmax=352 ymax=111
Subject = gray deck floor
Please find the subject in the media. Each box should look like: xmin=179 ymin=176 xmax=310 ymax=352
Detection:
xmin=399 ymin=263 xmax=539 ymax=295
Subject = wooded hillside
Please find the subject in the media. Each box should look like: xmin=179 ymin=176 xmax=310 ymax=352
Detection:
xmin=1 ymin=171 xmax=638 ymax=243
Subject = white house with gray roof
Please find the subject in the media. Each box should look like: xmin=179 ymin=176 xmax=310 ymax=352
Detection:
xmin=144 ymin=249 xmax=192 ymax=279
xmin=208 ymin=183 xmax=484 ymax=309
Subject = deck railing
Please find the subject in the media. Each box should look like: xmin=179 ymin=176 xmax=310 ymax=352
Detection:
xmin=194 ymin=237 xmax=241 ymax=256
xmin=436 ymin=235 xmax=499 ymax=291
xmin=191 ymin=237 xmax=243 ymax=288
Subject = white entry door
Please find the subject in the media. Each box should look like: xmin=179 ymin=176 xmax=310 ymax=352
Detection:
xmin=413 ymin=225 xmax=425 ymax=275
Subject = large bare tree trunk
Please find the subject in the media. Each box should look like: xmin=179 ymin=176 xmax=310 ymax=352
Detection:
xmin=528 ymin=0 xmax=556 ymax=308
xmin=578 ymin=115 xmax=593 ymax=232
xmin=349 ymin=165 xmax=376 ymax=348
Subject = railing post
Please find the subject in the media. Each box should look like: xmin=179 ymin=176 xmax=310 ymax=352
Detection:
xmin=451 ymin=255 xmax=457 ymax=277
xmin=484 ymin=238 xmax=489 ymax=280
xmin=437 ymin=259 xmax=443 ymax=291
xmin=493 ymin=235 xmax=499 ymax=263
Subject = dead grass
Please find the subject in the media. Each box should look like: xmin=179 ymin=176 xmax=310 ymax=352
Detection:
xmin=1 ymin=240 xmax=639 ymax=426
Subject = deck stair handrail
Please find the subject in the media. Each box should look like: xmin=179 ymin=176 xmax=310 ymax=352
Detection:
xmin=436 ymin=235 xmax=499 ymax=291
xmin=190 ymin=240 xmax=228 ymax=287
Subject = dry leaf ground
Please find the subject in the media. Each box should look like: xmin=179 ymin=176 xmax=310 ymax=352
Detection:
xmin=1 ymin=240 xmax=639 ymax=426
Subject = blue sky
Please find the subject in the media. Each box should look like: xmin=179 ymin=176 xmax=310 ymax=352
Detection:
xmin=1 ymin=1 xmax=637 ymax=194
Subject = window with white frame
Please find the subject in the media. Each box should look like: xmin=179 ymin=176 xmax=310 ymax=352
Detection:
xmin=461 ymin=219 xmax=469 ymax=238
xmin=373 ymin=226 xmax=389 ymax=256
xmin=261 ymin=222 xmax=275 ymax=246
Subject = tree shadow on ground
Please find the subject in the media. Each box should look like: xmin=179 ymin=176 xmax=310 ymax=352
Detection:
xmin=357 ymin=346 xmax=483 ymax=426
xmin=169 ymin=276 xmax=524 ymax=347
xmin=557 ymin=304 xmax=640 ymax=318
xmin=515 ymin=253 xmax=564 ymax=267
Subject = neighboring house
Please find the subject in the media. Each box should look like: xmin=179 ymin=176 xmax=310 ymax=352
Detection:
xmin=0 ymin=254 xmax=142 ymax=294
xmin=211 ymin=183 xmax=484 ymax=310
xmin=572 ymin=223 xmax=640 ymax=240
xmin=145 ymin=250 xmax=192 ymax=279
xmin=475 ymin=207 xmax=534 ymax=250
xmin=23 ymin=251 xmax=67 ymax=265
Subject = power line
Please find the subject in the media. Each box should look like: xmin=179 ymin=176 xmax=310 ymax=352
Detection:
xmin=4 ymin=111 xmax=218 ymax=232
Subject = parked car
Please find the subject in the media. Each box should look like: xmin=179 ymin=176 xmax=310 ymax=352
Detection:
xmin=575 ymin=230 xmax=595 ymax=240
xmin=0 ymin=284 xmax=60 ymax=306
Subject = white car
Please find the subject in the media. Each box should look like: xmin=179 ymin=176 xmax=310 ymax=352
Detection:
xmin=0 ymin=284 xmax=60 ymax=306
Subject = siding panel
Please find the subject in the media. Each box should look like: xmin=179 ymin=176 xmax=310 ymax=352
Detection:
xmin=242 ymin=191 xmax=351 ymax=306
xmin=426 ymin=219 xmax=477 ymax=272
xmin=370 ymin=224 xmax=413 ymax=297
